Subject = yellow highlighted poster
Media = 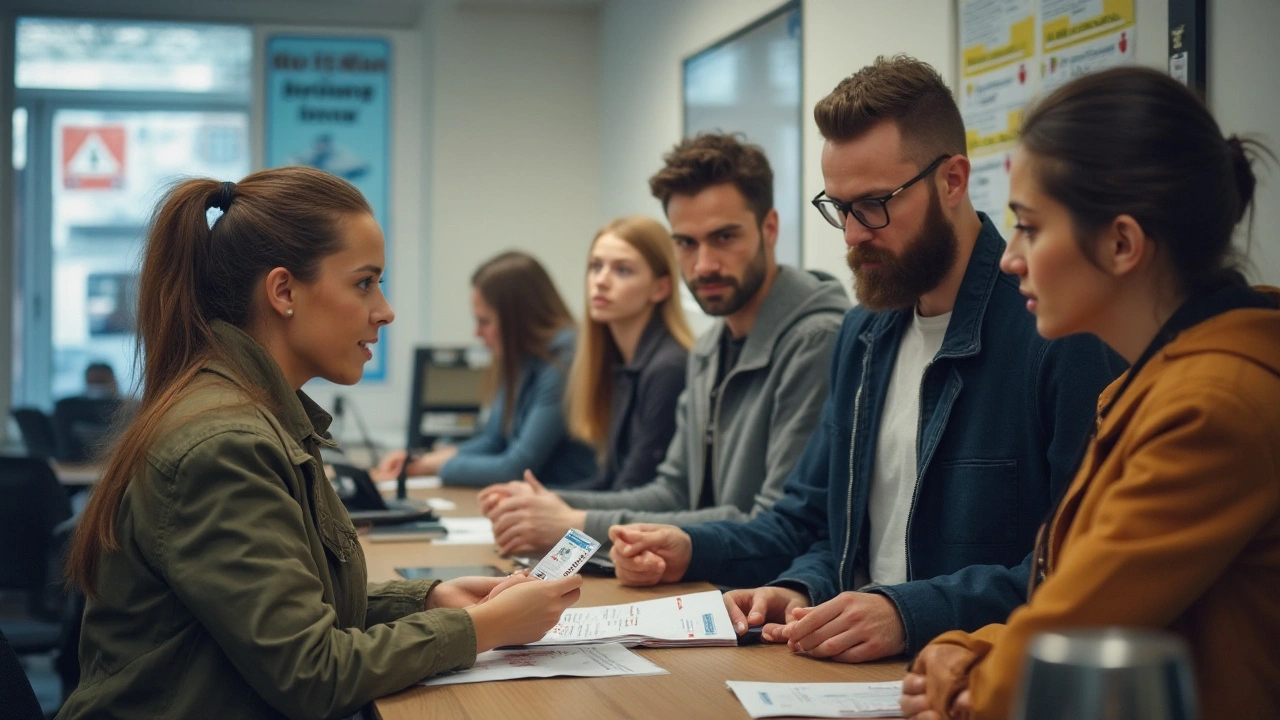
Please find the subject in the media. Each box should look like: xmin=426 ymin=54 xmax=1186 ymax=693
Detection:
xmin=960 ymin=0 xmax=1034 ymax=234
xmin=1042 ymin=19 xmax=1135 ymax=91
xmin=1042 ymin=0 xmax=1135 ymax=53
xmin=962 ymin=0 xmax=1036 ymax=77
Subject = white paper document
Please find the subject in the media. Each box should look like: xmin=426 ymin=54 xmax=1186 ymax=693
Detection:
xmin=433 ymin=517 xmax=496 ymax=545
xmin=418 ymin=643 xmax=666 ymax=687
xmin=726 ymin=681 xmax=904 ymax=719
xmin=375 ymin=475 xmax=442 ymax=491
xmin=529 ymin=589 xmax=736 ymax=648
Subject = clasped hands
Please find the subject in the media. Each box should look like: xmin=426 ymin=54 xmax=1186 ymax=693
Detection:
xmin=607 ymin=522 xmax=907 ymax=663
xmin=478 ymin=470 xmax=587 ymax=555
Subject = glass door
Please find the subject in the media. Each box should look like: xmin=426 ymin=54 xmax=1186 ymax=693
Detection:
xmin=13 ymin=17 xmax=251 ymax=408
xmin=40 ymin=108 xmax=250 ymax=400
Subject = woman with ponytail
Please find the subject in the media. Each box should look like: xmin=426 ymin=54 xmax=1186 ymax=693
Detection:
xmin=58 ymin=167 xmax=582 ymax=720
xmin=901 ymin=67 xmax=1280 ymax=719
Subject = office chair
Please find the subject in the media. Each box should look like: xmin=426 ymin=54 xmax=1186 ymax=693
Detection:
xmin=0 ymin=628 xmax=44 ymax=720
xmin=52 ymin=398 xmax=120 ymax=463
xmin=10 ymin=408 xmax=61 ymax=460
xmin=0 ymin=456 xmax=74 ymax=657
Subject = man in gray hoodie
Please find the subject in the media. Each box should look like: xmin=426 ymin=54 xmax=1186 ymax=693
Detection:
xmin=480 ymin=133 xmax=849 ymax=554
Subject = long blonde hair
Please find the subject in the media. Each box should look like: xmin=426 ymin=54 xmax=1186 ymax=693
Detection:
xmin=566 ymin=216 xmax=694 ymax=450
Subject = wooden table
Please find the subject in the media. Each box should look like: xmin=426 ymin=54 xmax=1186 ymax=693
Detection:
xmin=365 ymin=487 xmax=908 ymax=720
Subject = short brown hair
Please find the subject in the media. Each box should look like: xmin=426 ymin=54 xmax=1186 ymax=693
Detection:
xmin=648 ymin=133 xmax=773 ymax=224
xmin=814 ymin=55 xmax=966 ymax=164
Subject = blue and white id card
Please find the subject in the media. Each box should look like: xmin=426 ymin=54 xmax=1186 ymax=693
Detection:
xmin=530 ymin=528 xmax=600 ymax=580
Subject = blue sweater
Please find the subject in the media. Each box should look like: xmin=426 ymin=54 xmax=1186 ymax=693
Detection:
xmin=439 ymin=327 xmax=597 ymax=487
xmin=681 ymin=214 xmax=1125 ymax=653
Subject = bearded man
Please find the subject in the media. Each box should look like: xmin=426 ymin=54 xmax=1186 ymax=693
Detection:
xmin=607 ymin=55 xmax=1124 ymax=664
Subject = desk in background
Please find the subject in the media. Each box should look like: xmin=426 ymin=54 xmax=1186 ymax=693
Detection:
xmin=52 ymin=462 xmax=101 ymax=487
xmin=365 ymin=487 xmax=907 ymax=720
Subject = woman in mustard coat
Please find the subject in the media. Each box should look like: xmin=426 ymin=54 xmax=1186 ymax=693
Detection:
xmin=900 ymin=68 xmax=1280 ymax=720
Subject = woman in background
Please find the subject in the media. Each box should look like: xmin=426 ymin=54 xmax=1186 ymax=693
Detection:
xmin=479 ymin=217 xmax=694 ymax=553
xmin=377 ymin=251 xmax=597 ymax=487
xmin=60 ymin=167 xmax=581 ymax=720
xmin=566 ymin=216 xmax=692 ymax=490
xmin=901 ymin=67 xmax=1280 ymax=720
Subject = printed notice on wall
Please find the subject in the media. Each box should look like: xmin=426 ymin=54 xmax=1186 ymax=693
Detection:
xmin=1041 ymin=0 xmax=1136 ymax=92
xmin=266 ymin=36 xmax=391 ymax=381
xmin=958 ymin=0 xmax=1136 ymax=234
xmin=960 ymin=0 xmax=1035 ymax=235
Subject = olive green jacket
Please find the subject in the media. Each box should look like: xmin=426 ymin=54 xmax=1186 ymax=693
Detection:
xmin=57 ymin=322 xmax=477 ymax=720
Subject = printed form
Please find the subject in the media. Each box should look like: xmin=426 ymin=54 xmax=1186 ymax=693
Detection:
xmin=419 ymin=643 xmax=666 ymax=687
xmin=529 ymin=589 xmax=737 ymax=648
xmin=726 ymin=681 xmax=904 ymax=718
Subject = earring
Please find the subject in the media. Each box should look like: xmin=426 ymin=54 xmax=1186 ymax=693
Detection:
xmin=285 ymin=308 xmax=294 ymax=318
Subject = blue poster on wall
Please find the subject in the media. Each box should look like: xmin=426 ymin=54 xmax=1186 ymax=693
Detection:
xmin=265 ymin=35 xmax=391 ymax=381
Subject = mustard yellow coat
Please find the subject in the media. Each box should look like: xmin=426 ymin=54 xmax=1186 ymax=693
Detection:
xmin=931 ymin=290 xmax=1280 ymax=720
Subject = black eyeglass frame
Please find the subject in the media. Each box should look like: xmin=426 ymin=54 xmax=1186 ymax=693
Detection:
xmin=811 ymin=154 xmax=952 ymax=230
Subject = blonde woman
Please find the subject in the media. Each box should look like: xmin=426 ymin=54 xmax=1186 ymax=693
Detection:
xmin=480 ymin=216 xmax=693 ymax=550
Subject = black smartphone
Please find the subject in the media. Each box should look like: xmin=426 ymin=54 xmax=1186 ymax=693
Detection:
xmin=736 ymin=626 xmax=765 ymax=646
xmin=395 ymin=565 xmax=507 ymax=581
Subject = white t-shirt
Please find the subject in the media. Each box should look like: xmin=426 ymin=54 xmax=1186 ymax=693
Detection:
xmin=865 ymin=308 xmax=951 ymax=587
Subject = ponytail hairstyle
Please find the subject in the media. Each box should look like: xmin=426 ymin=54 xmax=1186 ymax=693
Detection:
xmin=566 ymin=216 xmax=694 ymax=451
xmin=471 ymin=251 xmax=576 ymax=432
xmin=67 ymin=166 xmax=371 ymax=596
xmin=1018 ymin=66 xmax=1271 ymax=292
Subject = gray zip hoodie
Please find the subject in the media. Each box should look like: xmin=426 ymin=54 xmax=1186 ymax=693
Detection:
xmin=560 ymin=265 xmax=850 ymax=544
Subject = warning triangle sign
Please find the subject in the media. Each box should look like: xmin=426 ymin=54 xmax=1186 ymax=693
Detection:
xmin=63 ymin=125 xmax=126 ymax=190
xmin=68 ymin=132 xmax=122 ymax=177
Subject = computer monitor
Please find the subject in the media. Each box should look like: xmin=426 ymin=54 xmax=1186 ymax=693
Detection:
xmin=403 ymin=347 xmax=487 ymax=453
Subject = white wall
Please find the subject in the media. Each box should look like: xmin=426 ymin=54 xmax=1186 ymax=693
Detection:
xmin=427 ymin=3 xmax=600 ymax=345
xmin=1208 ymin=0 xmax=1280 ymax=285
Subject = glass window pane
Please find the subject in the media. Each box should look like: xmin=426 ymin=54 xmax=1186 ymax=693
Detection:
xmin=50 ymin=109 xmax=250 ymax=398
xmin=16 ymin=17 xmax=251 ymax=95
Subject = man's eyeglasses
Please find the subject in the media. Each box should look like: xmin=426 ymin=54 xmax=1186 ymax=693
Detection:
xmin=811 ymin=154 xmax=951 ymax=230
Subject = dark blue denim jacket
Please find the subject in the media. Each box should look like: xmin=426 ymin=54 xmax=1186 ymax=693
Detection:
xmin=682 ymin=215 xmax=1124 ymax=653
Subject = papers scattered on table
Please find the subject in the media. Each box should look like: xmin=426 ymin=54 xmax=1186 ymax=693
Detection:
xmin=375 ymin=476 xmax=442 ymax=492
xmin=425 ymin=497 xmax=457 ymax=511
xmin=419 ymin=642 xmax=666 ymax=687
xmin=529 ymin=589 xmax=736 ymax=648
xmin=433 ymin=517 xmax=496 ymax=545
xmin=726 ymin=681 xmax=904 ymax=718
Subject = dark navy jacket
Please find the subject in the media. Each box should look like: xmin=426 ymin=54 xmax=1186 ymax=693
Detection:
xmin=682 ymin=214 xmax=1124 ymax=653
xmin=594 ymin=313 xmax=688 ymax=491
